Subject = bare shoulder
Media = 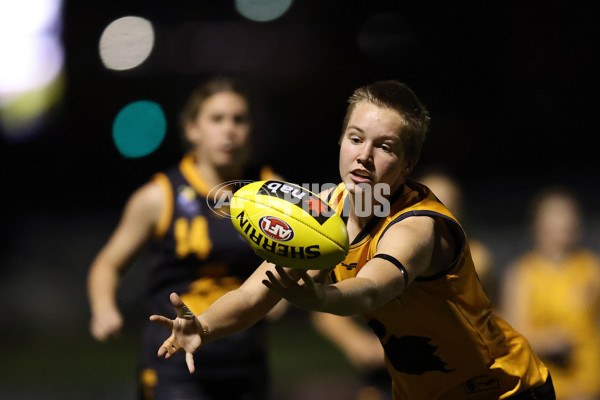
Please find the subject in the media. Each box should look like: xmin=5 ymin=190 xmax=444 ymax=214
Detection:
xmin=123 ymin=180 xmax=165 ymax=224
xmin=377 ymin=215 xmax=457 ymax=278
xmin=383 ymin=215 xmax=436 ymax=241
xmin=376 ymin=216 xmax=437 ymax=277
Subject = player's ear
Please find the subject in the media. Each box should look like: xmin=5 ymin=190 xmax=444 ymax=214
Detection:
xmin=402 ymin=158 xmax=417 ymax=176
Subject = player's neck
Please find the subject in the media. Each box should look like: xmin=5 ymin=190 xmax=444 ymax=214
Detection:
xmin=346 ymin=194 xmax=378 ymax=231
xmin=195 ymin=159 xmax=244 ymax=188
xmin=536 ymin=243 xmax=573 ymax=265
xmin=346 ymin=180 xmax=405 ymax=228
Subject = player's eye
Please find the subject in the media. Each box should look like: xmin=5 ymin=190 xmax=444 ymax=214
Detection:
xmin=380 ymin=144 xmax=392 ymax=153
xmin=233 ymin=114 xmax=249 ymax=125
xmin=210 ymin=114 xmax=224 ymax=123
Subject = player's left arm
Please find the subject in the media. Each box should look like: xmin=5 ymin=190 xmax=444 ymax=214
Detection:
xmin=264 ymin=216 xmax=437 ymax=316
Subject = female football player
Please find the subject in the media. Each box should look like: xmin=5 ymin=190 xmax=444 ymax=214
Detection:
xmin=150 ymin=80 xmax=555 ymax=399
xmin=501 ymin=188 xmax=600 ymax=399
xmin=88 ymin=76 xmax=280 ymax=400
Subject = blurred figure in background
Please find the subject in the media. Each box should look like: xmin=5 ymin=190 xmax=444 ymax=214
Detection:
xmin=418 ymin=170 xmax=497 ymax=303
xmin=501 ymin=187 xmax=600 ymax=400
xmin=87 ymin=76 xmax=281 ymax=400
xmin=310 ymin=311 xmax=392 ymax=400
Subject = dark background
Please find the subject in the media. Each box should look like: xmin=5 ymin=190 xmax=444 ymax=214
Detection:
xmin=7 ymin=1 xmax=600 ymax=211
xmin=2 ymin=1 xmax=600 ymax=399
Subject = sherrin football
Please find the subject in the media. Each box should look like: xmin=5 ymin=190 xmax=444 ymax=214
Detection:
xmin=230 ymin=180 xmax=349 ymax=270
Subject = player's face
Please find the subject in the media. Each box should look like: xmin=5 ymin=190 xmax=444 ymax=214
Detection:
xmin=187 ymin=91 xmax=251 ymax=168
xmin=339 ymin=102 xmax=411 ymax=196
xmin=534 ymin=196 xmax=581 ymax=252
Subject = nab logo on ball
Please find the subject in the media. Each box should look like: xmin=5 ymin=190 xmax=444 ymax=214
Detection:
xmin=259 ymin=216 xmax=294 ymax=242
xmin=230 ymin=180 xmax=350 ymax=270
xmin=257 ymin=181 xmax=333 ymax=225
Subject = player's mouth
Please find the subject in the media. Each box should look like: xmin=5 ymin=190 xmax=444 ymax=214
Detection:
xmin=220 ymin=145 xmax=238 ymax=155
xmin=350 ymin=169 xmax=372 ymax=183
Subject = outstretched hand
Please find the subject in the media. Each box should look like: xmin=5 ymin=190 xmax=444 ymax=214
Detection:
xmin=262 ymin=266 xmax=330 ymax=311
xmin=149 ymin=292 xmax=204 ymax=373
xmin=90 ymin=307 xmax=123 ymax=342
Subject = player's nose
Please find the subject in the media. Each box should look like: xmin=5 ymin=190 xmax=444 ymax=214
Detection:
xmin=356 ymin=143 xmax=374 ymax=166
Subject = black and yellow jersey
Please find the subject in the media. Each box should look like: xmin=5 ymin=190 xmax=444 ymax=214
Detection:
xmin=139 ymin=153 xmax=276 ymax=399
xmin=326 ymin=179 xmax=549 ymax=400
xmin=146 ymin=153 xmax=275 ymax=317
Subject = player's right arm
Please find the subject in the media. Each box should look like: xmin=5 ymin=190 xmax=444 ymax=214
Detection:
xmin=88 ymin=181 xmax=164 ymax=341
xmin=150 ymin=260 xmax=286 ymax=373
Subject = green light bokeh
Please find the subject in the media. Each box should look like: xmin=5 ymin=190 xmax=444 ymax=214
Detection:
xmin=112 ymin=100 xmax=166 ymax=158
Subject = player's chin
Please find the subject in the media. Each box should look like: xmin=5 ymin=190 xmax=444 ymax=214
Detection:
xmin=345 ymin=179 xmax=375 ymax=194
xmin=213 ymin=154 xmax=242 ymax=168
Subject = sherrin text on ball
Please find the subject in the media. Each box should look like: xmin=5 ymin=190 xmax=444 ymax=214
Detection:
xmin=230 ymin=180 xmax=349 ymax=269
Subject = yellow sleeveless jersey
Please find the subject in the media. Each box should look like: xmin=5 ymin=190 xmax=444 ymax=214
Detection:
xmin=510 ymin=250 xmax=600 ymax=398
xmin=326 ymin=179 xmax=548 ymax=400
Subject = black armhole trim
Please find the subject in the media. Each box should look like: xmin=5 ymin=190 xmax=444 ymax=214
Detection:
xmin=373 ymin=253 xmax=408 ymax=288
xmin=377 ymin=210 xmax=465 ymax=281
xmin=330 ymin=270 xmax=338 ymax=283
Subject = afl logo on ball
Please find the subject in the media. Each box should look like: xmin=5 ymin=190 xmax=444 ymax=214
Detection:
xmin=259 ymin=216 xmax=294 ymax=242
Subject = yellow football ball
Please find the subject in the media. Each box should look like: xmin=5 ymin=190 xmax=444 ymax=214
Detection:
xmin=230 ymin=180 xmax=349 ymax=270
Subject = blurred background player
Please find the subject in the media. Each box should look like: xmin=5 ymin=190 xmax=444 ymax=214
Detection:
xmin=310 ymin=311 xmax=391 ymax=400
xmin=87 ymin=76 xmax=282 ymax=400
xmin=417 ymin=170 xmax=497 ymax=302
xmin=500 ymin=187 xmax=600 ymax=400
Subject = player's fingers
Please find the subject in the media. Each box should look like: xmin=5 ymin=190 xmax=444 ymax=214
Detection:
xmin=170 ymin=292 xmax=196 ymax=320
xmin=90 ymin=322 xmax=107 ymax=342
xmin=297 ymin=270 xmax=314 ymax=289
xmin=274 ymin=265 xmax=296 ymax=284
xmin=169 ymin=292 xmax=184 ymax=307
xmin=264 ymin=271 xmax=285 ymax=290
xmin=262 ymin=279 xmax=277 ymax=292
xmin=176 ymin=305 xmax=196 ymax=320
xmin=160 ymin=335 xmax=181 ymax=356
xmin=149 ymin=315 xmax=174 ymax=331
xmin=185 ymin=352 xmax=196 ymax=374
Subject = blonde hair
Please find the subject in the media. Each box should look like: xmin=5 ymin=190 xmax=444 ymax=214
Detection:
xmin=341 ymin=80 xmax=430 ymax=165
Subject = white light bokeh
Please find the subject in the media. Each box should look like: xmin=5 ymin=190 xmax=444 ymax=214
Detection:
xmin=0 ymin=0 xmax=64 ymax=141
xmin=235 ymin=0 xmax=294 ymax=22
xmin=99 ymin=16 xmax=155 ymax=71
xmin=0 ymin=0 xmax=63 ymax=96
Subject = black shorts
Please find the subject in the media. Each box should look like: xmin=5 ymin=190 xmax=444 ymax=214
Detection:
xmin=139 ymin=322 xmax=270 ymax=400
xmin=507 ymin=374 xmax=555 ymax=400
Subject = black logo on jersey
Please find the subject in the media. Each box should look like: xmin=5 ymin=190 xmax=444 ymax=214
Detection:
xmin=341 ymin=262 xmax=357 ymax=271
xmin=367 ymin=319 xmax=452 ymax=375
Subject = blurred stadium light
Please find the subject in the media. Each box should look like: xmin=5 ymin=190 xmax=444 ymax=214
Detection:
xmin=0 ymin=0 xmax=64 ymax=142
xmin=235 ymin=0 xmax=294 ymax=22
xmin=112 ymin=100 xmax=166 ymax=158
xmin=99 ymin=16 xmax=155 ymax=71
